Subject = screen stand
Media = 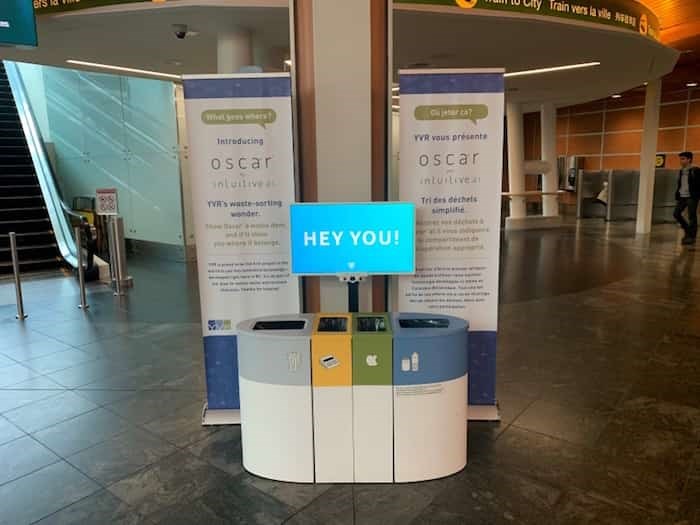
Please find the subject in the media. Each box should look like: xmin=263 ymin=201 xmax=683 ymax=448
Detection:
xmin=338 ymin=274 xmax=366 ymax=313
xmin=348 ymin=281 xmax=359 ymax=313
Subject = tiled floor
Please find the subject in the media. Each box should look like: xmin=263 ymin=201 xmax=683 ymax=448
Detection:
xmin=0 ymin=220 xmax=698 ymax=524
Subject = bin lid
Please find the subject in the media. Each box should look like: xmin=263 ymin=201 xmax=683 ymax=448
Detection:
xmin=390 ymin=312 xmax=468 ymax=338
xmin=353 ymin=313 xmax=392 ymax=334
xmin=312 ymin=314 xmax=352 ymax=335
xmin=236 ymin=314 xmax=315 ymax=337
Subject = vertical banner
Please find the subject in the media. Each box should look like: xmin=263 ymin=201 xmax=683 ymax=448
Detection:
xmin=183 ymin=74 xmax=300 ymax=423
xmin=397 ymin=69 xmax=505 ymax=419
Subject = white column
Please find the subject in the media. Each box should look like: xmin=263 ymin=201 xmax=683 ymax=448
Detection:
xmin=312 ymin=0 xmax=374 ymax=312
xmin=217 ymin=30 xmax=252 ymax=74
xmin=506 ymin=102 xmax=526 ymax=219
xmin=635 ymin=79 xmax=661 ymax=235
xmin=540 ymin=102 xmax=559 ymax=217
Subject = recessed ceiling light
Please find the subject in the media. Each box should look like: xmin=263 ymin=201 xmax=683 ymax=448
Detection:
xmin=611 ymin=94 xmax=622 ymax=99
xmin=687 ymin=82 xmax=698 ymax=88
xmin=66 ymin=60 xmax=180 ymax=80
xmin=505 ymin=61 xmax=600 ymax=78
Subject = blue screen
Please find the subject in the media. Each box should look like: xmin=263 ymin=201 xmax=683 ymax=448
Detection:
xmin=290 ymin=202 xmax=415 ymax=275
xmin=0 ymin=1 xmax=37 ymax=47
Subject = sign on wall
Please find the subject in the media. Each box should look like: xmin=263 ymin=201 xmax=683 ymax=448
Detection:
xmin=397 ymin=69 xmax=505 ymax=418
xmin=182 ymin=73 xmax=300 ymax=422
xmin=1 ymin=0 xmax=37 ymax=47
xmin=290 ymin=202 xmax=416 ymax=275
xmin=95 ymin=188 xmax=118 ymax=215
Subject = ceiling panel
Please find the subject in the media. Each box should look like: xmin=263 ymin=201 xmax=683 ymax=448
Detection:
xmin=638 ymin=0 xmax=700 ymax=38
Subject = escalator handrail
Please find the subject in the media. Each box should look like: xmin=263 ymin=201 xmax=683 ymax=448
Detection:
xmin=4 ymin=61 xmax=79 ymax=268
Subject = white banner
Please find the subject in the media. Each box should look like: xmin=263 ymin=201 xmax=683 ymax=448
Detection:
xmin=397 ymin=69 xmax=505 ymax=412
xmin=183 ymin=73 xmax=300 ymax=411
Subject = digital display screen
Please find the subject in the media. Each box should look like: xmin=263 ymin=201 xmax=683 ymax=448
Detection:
xmin=290 ymin=202 xmax=416 ymax=276
xmin=0 ymin=1 xmax=38 ymax=47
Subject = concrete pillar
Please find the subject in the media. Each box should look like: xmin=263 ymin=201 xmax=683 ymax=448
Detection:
xmin=540 ymin=102 xmax=559 ymax=217
xmin=293 ymin=0 xmax=389 ymax=312
xmin=217 ymin=29 xmax=252 ymax=74
xmin=635 ymin=79 xmax=661 ymax=235
xmin=506 ymin=102 xmax=527 ymax=219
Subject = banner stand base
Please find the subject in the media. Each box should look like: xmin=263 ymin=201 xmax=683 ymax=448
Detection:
xmin=467 ymin=404 xmax=500 ymax=422
xmin=201 ymin=404 xmax=241 ymax=426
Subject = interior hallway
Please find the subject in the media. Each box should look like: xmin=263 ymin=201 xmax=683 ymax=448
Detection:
xmin=0 ymin=219 xmax=698 ymax=524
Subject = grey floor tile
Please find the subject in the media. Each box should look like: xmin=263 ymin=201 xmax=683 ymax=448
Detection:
xmin=241 ymin=471 xmax=332 ymax=511
xmin=33 ymin=408 xmax=133 ymax=457
xmin=0 ymin=389 xmax=63 ymax=414
xmin=0 ymin=435 xmax=59 ymax=485
xmin=353 ymin=480 xmax=449 ymax=525
xmin=3 ymin=391 xmax=98 ymax=433
xmin=143 ymin=400 xmax=216 ymax=448
xmin=513 ymin=399 xmax=612 ymax=447
xmin=0 ymin=338 xmax=74 ymax=362
xmin=104 ymin=390 xmax=198 ymax=425
xmin=0 ymin=353 xmax=16 ymax=368
xmin=23 ymin=348 xmax=98 ymax=375
xmin=554 ymin=487 xmax=666 ymax=525
xmin=9 ymin=375 xmax=65 ymax=390
xmin=73 ymin=389 xmax=139 ymax=407
xmin=0 ymin=363 xmax=42 ymax=388
xmin=34 ymin=489 xmax=152 ymax=525
xmin=0 ymin=415 xmax=24 ymax=446
xmin=149 ymin=472 xmax=295 ymax=525
xmin=66 ymin=427 xmax=176 ymax=486
xmin=46 ymin=359 xmax=130 ymax=388
xmin=283 ymin=485 xmax=354 ymax=525
xmin=186 ymin=426 xmax=243 ymax=477
xmin=425 ymin=466 xmax=561 ymax=525
xmin=108 ymin=450 xmax=235 ymax=522
xmin=0 ymin=461 xmax=100 ymax=525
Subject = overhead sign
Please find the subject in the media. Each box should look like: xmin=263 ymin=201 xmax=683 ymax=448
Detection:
xmin=33 ymin=0 xmax=146 ymax=15
xmin=290 ymin=202 xmax=416 ymax=276
xmin=1 ymin=1 xmax=37 ymax=47
xmin=397 ymin=0 xmax=660 ymax=40
xmin=95 ymin=188 xmax=118 ymax=215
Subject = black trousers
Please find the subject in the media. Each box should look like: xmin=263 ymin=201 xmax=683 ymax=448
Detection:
xmin=674 ymin=197 xmax=698 ymax=238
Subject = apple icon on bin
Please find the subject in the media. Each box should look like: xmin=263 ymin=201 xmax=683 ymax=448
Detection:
xmin=366 ymin=354 xmax=378 ymax=367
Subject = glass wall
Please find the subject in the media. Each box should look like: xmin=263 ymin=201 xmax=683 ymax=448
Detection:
xmin=16 ymin=62 xmax=184 ymax=246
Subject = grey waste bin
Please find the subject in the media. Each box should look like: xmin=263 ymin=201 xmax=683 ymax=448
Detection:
xmin=237 ymin=314 xmax=315 ymax=482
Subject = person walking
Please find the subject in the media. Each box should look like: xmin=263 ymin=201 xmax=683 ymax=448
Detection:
xmin=673 ymin=152 xmax=700 ymax=245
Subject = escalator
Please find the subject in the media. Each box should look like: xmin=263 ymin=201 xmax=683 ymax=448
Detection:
xmin=0 ymin=62 xmax=61 ymax=274
xmin=0 ymin=61 xmax=79 ymax=275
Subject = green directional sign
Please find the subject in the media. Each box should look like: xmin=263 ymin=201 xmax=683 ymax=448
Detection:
xmin=33 ymin=0 xmax=149 ymax=15
xmin=397 ymin=0 xmax=660 ymax=40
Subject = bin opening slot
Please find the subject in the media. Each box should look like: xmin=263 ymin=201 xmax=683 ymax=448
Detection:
xmin=317 ymin=317 xmax=348 ymax=332
xmin=357 ymin=316 xmax=387 ymax=332
xmin=398 ymin=318 xmax=449 ymax=329
xmin=253 ymin=320 xmax=306 ymax=330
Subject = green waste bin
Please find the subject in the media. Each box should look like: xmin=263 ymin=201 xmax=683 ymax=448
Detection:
xmin=352 ymin=313 xmax=393 ymax=482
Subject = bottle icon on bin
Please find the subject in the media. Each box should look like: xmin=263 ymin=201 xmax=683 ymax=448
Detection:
xmin=401 ymin=352 xmax=420 ymax=372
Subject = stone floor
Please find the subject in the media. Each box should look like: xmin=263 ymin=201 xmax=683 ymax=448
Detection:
xmin=0 ymin=220 xmax=698 ymax=524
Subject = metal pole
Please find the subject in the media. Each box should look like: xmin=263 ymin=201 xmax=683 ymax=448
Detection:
xmin=110 ymin=216 xmax=132 ymax=296
xmin=75 ymin=226 xmax=89 ymax=310
xmin=9 ymin=232 xmax=27 ymax=320
xmin=107 ymin=216 xmax=118 ymax=292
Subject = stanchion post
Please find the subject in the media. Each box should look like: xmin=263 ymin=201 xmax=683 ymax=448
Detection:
xmin=75 ymin=226 xmax=89 ymax=310
xmin=9 ymin=232 xmax=28 ymax=320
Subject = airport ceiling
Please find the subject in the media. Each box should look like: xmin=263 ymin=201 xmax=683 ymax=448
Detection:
xmin=0 ymin=1 xmax=686 ymax=107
